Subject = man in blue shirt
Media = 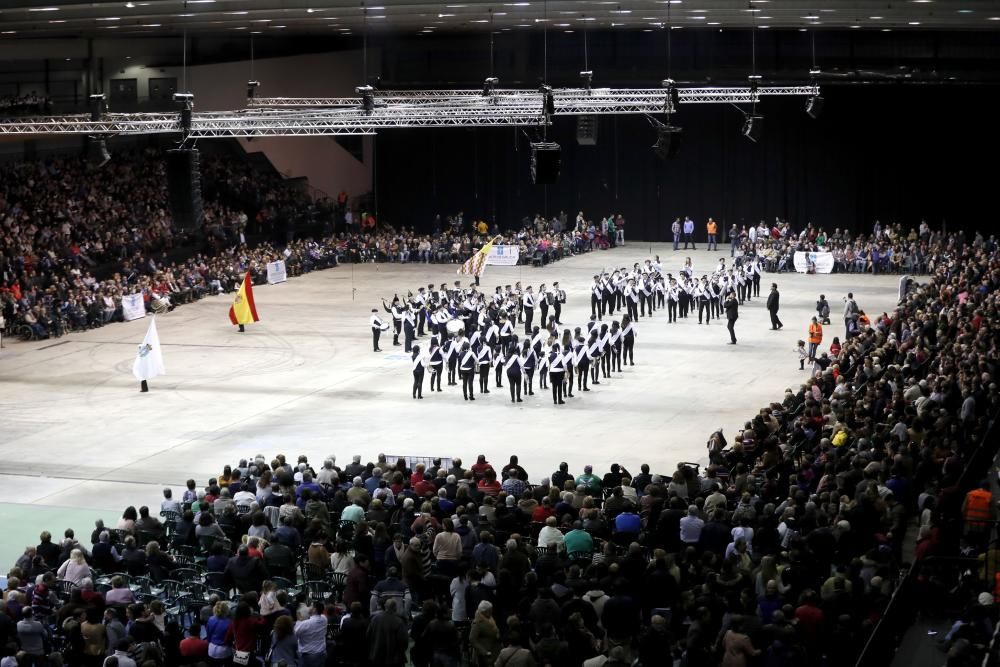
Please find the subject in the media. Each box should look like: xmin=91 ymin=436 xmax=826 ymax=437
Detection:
xmin=683 ymin=217 xmax=696 ymax=249
xmin=614 ymin=509 xmax=642 ymax=537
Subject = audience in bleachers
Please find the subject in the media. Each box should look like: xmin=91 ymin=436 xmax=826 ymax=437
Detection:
xmin=0 ymin=93 xmax=51 ymax=117
xmin=2 ymin=233 xmax=998 ymax=665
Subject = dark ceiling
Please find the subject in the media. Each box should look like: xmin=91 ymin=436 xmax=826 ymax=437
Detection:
xmin=1 ymin=0 xmax=999 ymax=38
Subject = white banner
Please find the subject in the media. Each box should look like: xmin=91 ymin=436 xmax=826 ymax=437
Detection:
xmin=266 ymin=260 xmax=287 ymax=284
xmin=486 ymin=245 xmax=520 ymax=266
xmin=794 ymin=251 xmax=835 ymax=274
xmin=122 ymin=292 xmax=146 ymax=321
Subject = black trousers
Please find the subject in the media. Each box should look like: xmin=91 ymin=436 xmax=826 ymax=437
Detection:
xmin=623 ymin=337 xmax=635 ymax=365
xmin=627 ymin=300 xmax=639 ymax=322
xmin=392 ymin=320 xmax=401 ymax=345
xmin=507 ymin=370 xmax=522 ymax=401
xmin=404 ymin=324 xmax=415 ymax=352
xmin=737 ymin=283 xmax=746 ymax=302
xmin=656 ymin=292 xmax=665 ymax=308
xmin=540 ymin=304 xmax=549 ymax=327
xmin=524 ymin=368 xmax=535 ymax=395
xmin=524 ymin=308 xmax=534 ymax=335
xmin=684 ymin=233 xmax=696 ymax=249
xmin=591 ymin=360 xmax=601 ymax=383
xmin=753 ymin=275 xmax=761 ymax=296
xmin=478 ymin=364 xmax=491 ymax=392
xmin=372 ymin=327 xmax=381 ymax=351
xmin=430 ymin=364 xmax=443 ymax=391
xmin=412 ymin=368 xmax=424 ymax=398
xmin=679 ymin=294 xmax=689 ymax=318
xmin=447 ymin=359 xmax=458 ymax=384
xmin=601 ymin=352 xmax=610 ymax=378
xmin=640 ymin=294 xmax=650 ymax=317
xmin=460 ymin=369 xmax=475 ymax=399
xmin=554 ymin=302 xmax=562 ymax=324
xmin=769 ymin=310 xmax=783 ymax=329
xmin=667 ymin=300 xmax=677 ymax=322
xmin=565 ymin=365 xmax=574 ymax=397
xmin=495 ymin=363 xmax=503 ymax=387
xmin=711 ymin=297 xmax=721 ymax=318
xmin=612 ymin=343 xmax=622 ymax=372
xmin=603 ymin=294 xmax=614 ymax=316
xmin=417 ymin=310 xmax=426 ymax=336
xmin=698 ymin=299 xmax=711 ymax=324
xmin=727 ymin=317 xmax=737 ymax=343
xmin=591 ymin=294 xmax=603 ymax=319
xmin=550 ymin=371 xmax=565 ymax=403
xmin=577 ymin=362 xmax=590 ymax=390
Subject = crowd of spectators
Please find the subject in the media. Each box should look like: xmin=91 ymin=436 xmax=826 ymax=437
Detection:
xmin=0 ymin=93 xmax=51 ymax=117
xmin=0 ymin=149 xmax=334 ymax=341
xmin=2 ymin=233 xmax=998 ymax=666
xmin=727 ymin=218 xmax=988 ymax=276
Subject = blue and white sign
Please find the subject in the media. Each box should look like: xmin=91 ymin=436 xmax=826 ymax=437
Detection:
xmin=486 ymin=245 xmax=520 ymax=266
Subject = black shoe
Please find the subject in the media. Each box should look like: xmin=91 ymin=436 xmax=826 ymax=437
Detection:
xmin=528 ymin=391 xmax=534 ymax=396
xmin=593 ymin=381 xmax=600 ymax=385
xmin=418 ymin=395 xmax=423 ymax=399
xmin=558 ymin=400 xmax=566 ymax=404
xmin=374 ymin=348 xmax=382 ymax=352
xmin=728 ymin=341 xmax=737 ymax=345
xmin=393 ymin=342 xmax=401 ymax=346
xmin=483 ymin=389 xmax=490 ymax=394
xmin=630 ymin=362 xmax=635 ymax=366
xmin=463 ymin=396 xmax=468 ymax=401
xmin=567 ymin=393 xmax=574 ymax=398
xmin=583 ymin=387 xmax=590 ymax=391
xmin=470 ymin=396 xmax=476 ymax=401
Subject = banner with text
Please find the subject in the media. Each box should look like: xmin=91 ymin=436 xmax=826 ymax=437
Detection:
xmin=122 ymin=293 xmax=146 ymax=321
xmin=793 ymin=251 xmax=835 ymax=274
xmin=266 ymin=260 xmax=288 ymax=284
xmin=486 ymin=245 xmax=520 ymax=266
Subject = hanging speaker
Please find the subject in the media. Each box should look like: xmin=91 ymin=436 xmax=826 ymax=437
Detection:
xmin=742 ymin=115 xmax=764 ymax=143
xmin=652 ymin=125 xmax=683 ymax=160
xmin=165 ymin=148 xmax=204 ymax=230
xmin=529 ymin=141 xmax=561 ymax=185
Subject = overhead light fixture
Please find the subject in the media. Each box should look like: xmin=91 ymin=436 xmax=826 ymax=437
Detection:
xmin=29 ymin=6 xmax=61 ymax=10
xmin=482 ymin=76 xmax=499 ymax=97
xmin=247 ymin=80 xmax=260 ymax=99
xmin=580 ymin=70 xmax=593 ymax=89
xmin=356 ymin=85 xmax=375 ymax=114
xmin=173 ymin=92 xmax=194 ymax=135
xmin=539 ymin=84 xmax=555 ymax=116
xmin=742 ymin=114 xmax=763 ymax=142
xmin=124 ymin=1 xmax=135 ymax=5
xmin=97 ymin=17 xmax=121 ymax=20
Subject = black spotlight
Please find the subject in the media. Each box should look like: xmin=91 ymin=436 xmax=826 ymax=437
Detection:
xmin=652 ymin=124 xmax=683 ymax=160
xmin=742 ymin=114 xmax=764 ymax=143
xmin=356 ymin=85 xmax=375 ymax=114
xmin=529 ymin=141 xmax=561 ymax=185
xmin=806 ymin=95 xmax=824 ymax=119
xmin=247 ymin=80 xmax=260 ymax=100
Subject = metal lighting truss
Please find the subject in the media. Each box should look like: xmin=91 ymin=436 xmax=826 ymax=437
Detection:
xmin=0 ymin=86 xmax=819 ymax=137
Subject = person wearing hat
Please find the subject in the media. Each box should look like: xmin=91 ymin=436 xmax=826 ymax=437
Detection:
xmin=724 ymin=290 xmax=739 ymax=345
xmin=370 ymin=308 xmax=389 ymax=352
xmin=382 ymin=296 xmax=404 ymax=346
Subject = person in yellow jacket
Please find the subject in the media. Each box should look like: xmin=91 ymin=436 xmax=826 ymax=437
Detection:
xmin=807 ymin=316 xmax=823 ymax=363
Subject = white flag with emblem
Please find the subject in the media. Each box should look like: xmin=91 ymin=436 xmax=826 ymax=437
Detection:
xmin=132 ymin=316 xmax=166 ymax=382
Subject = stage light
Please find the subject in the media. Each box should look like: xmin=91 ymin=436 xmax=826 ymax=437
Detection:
xmin=247 ymin=80 xmax=260 ymax=100
xmin=805 ymin=94 xmax=824 ymax=119
xmin=661 ymin=78 xmax=680 ymax=113
xmin=356 ymin=85 xmax=375 ymax=114
xmin=652 ymin=124 xmax=682 ymax=159
xmin=580 ymin=70 xmax=593 ymax=89
xmin=86 ymin=94 xmax=110 ymax=168
xmin=482 ymin=76 xmax=499 ymax=97
xmin=742 ymin=114 xmax=764 ymax=142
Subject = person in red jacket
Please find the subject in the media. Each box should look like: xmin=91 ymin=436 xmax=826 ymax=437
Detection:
xmin=179 ymin=622 xmax=209 ymax=661
xmin=224 ymin=601 xmax=266 ymax=663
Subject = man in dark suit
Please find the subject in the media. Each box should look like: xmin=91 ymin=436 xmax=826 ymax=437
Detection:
xmin=767 ymin=282 xmax=783 ymax=330
xmin=725 ymin=292 xmax=739 ymax=344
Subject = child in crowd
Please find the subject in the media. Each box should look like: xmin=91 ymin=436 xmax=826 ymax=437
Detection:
xmin=796 ymin=340 xmax=808 ymax=370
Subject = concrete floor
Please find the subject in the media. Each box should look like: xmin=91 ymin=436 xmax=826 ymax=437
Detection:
xmin=0 ymin=243 xmax=902 ymax=567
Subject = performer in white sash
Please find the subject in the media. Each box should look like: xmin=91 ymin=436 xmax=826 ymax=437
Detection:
xmin=411 ymin=344 xmax=426 ymax=399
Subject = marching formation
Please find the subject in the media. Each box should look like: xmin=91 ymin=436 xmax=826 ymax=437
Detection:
xmin=373 ymin=252 xmax=775 ymax=401
xmin=373 ymin=280 xmax=640 ymax=406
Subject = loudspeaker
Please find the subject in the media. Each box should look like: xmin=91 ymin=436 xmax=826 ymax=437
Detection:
xmin=652 ymin=125 xmax=683 ymax=160
xmin=529 ymin=142 xmax=561 ymax=185
xmin=576 ymin=116 xmax=598 ymax=146
xmin=165 ymin=148 xmax=204 ymax=230
xmin=805 ymin=95 xmax=824 ymax=119
xmin=742 ymin=115 xmax=764 ymax=143
xmin=86 ymin=136 xmax=110 ymax=168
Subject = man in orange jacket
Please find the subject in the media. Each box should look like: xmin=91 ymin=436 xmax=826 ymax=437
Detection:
xmin=706 ymin=218 xmax=718 ymax=251
xmin=807 ymin=316 xmax=823 ymax=363
xmin=964 ymin=480 xmax=996 ymax=549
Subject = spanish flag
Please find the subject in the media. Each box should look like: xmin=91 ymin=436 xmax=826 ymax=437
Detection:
xmin=228 ymin=271 xmax=260 ymax=326
xmin=457 ymin=235 xmax=501 ymax=278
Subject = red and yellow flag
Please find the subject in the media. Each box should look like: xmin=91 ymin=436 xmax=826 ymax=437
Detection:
xmin=457 ymin=235 xmax=501 ymax=277
xmin=228 ymin=271 xmax=260 ymax=326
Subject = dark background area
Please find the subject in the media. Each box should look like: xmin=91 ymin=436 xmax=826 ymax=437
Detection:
xmin=368 ymin=28 xmax=999 ymax=239
xmin=373 ymin=84 xmax=999 ymax=240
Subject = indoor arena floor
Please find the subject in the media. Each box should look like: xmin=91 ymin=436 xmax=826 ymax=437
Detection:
xmin=0 ymin=243 xmax=904 ymax=566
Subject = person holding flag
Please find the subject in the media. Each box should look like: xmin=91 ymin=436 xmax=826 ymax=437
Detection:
xmin=132 ymin=316 xmax=165 ymax=393
xmin=229 ymin=271 xmax=260 ymax=332
xmin=457 ymin=236 xmax=501 ymax=286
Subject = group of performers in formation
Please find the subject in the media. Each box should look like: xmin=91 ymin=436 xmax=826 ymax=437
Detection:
xmin=368 ymin=253 xmax=767 ymax=404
